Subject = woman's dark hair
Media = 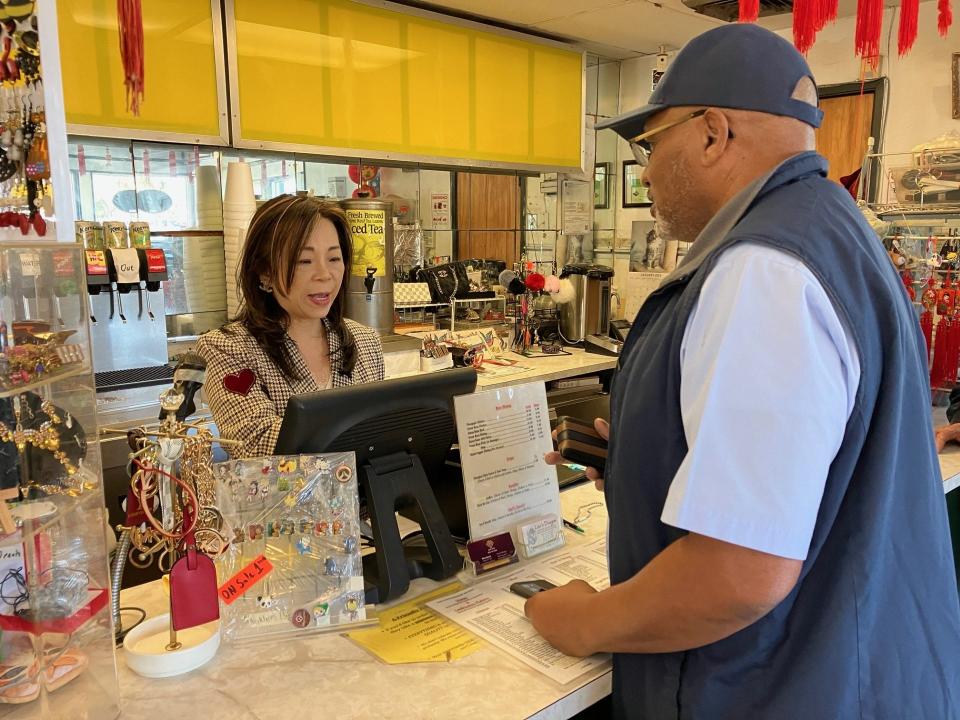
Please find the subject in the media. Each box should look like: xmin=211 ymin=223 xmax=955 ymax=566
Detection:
xmin=232 ymin=194 xmax=356 ymax=381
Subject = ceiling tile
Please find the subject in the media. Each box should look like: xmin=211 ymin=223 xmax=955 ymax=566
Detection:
xmin=534 ymin=0 xmax=724 ymax=54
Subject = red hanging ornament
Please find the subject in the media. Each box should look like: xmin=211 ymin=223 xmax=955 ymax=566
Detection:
xmin=77 ymin=144 xmax=86 ymax=177
xmin=819 ymin=0 xmax=839 ymax=28
xmin=921 ymin=276 xmax=937 ymax=365
xmin=168 ymin=149 xmax=177 ymax=176
xmin=902 ymin=272 xmax=916 ymax=302
xmin=793 ymin=0 xmax=819 ymax=54
xmin=738 ymin=0 xmax=760 ymax=23
xmin=898 ymin=0 xmax=920 ymax=56
xmin=117 ymin=0 xmax=145 ymax=115
xmin=939 ymin=0 xmax=953 ymax=35
xmin=855 ymin=0 xmax=884 ymax=69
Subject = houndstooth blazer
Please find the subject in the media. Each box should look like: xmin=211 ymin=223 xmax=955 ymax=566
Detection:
xmin=196 ymin=318 xmax=384 ymax=459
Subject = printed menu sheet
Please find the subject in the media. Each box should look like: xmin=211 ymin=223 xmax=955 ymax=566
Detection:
xmin=427 ymin=540 xmax=611 ymax=684
xmin=453 ymin=382 xmax=560 ymax=542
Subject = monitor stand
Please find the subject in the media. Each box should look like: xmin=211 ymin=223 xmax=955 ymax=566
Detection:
xmin=360 ymin=451 xmax=463 ymax=604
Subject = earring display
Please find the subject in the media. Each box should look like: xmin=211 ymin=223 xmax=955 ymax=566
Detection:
xmin=213 ymin=451 xmax=367 ymax=643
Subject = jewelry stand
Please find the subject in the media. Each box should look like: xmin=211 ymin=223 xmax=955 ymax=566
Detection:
xmin=360 ymin=451 xmax=462 ymax=604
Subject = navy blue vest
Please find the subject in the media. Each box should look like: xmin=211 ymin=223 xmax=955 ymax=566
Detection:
xmin=607 ymin=153 xmax=960 ymax=719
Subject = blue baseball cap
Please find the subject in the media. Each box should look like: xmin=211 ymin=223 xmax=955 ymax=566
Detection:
xmin=597 ymin=24 xmax=823 ymax=140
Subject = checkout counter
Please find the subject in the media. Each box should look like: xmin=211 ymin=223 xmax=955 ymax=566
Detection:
xmin=99 ymin=339 xmax=618 ymax=719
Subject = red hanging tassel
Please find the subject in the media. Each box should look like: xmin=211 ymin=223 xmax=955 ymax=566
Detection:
xmin=922 ymin=276 xmax=937 ymax=369
xmin=77 ymin=144 xmax=86 ymax=177
xmin=898 ymin=0 xmax=920 ymax=55
xmin=793 ymin=0 xmax=819 ymax=53
xmin=117 ymin=0 xmax=145 ymax=115
xmin=939 ymin=0 xmax=953 ymax=35
xmin=168 ymin=149 xmax=177 ymax=177
xmin=855 ymin=0 xmax=884 ymax=69
xmin=819 ymin=0 xmax=839 ymax=28
xmin=739 ymin=0 xmax=760 ymax=23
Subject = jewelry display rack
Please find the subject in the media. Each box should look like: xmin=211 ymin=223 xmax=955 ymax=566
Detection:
xmin=0 ymin=243 xmax=119 ymax=717
xmin=864 ymin=148 xmax=960 ymax=395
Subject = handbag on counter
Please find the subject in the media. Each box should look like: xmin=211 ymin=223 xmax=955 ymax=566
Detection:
xmin=417 ymin=262 xmax=467 ymax=303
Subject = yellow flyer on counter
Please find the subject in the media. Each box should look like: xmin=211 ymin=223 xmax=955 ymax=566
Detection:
xmin=347 ymin=583 xmax=483 ymax=664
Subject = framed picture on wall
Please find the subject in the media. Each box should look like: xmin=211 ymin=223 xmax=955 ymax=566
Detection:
xmin=594 ymin=162 xmax=611 ymax=209
xmin=622 ymin=160 xmax=651 ymax=208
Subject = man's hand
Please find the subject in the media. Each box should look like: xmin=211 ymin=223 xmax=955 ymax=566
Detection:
xmin=935 ymin=423 xmax=960 ymax=452
xmin=544 ymin=418 xmax=610 ymax=490
xmin=523 ymin=579 xmax=598 ymax=657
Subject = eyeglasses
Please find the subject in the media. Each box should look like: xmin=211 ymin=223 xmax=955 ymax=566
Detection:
xmin=628 ymin=108 xmax=709 ymax=167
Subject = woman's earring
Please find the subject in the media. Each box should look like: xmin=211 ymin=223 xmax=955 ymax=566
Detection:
xmin=258 ymin=282 xmax=273 ymax=293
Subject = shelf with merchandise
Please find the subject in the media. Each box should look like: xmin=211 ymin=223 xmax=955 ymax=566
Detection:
xmin=0 ymin=242 xmax=119 ymax=715
xmin=394 ymin=296 xmax=509 ymax=333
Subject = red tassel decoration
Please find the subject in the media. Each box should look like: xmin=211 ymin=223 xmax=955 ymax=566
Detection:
xmin=793 ymin=0 xmax=818 ymax=53
xmin=819 ymin=0 xmax=839 ymax=27
xmin=855 ymin=0 xmax=884 ymax=69
xmin=898 ymin=0 xmax=920 ymax=55
xmin=77 ymin=144 xmax=86 ymax=177
xmin=739 ymin=0 xmax=760 ymax=23
xmin=922 ymin=276 xmax=937 ymax=368
xmin=939 ymin=0 xmax=953 ymax=35
xmin=118 ymin=0 xmax=145 ymax=116
xmin=949 ymin=309 xmax=960 ymax=386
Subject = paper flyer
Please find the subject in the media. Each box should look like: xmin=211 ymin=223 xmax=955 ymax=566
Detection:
xmin=426 ymin=540 xmax=611 ymax=685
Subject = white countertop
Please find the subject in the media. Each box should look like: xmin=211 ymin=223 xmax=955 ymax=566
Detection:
xmin=476 ymin=349 xmax=617 ymax=391
xmin=116 ymin=483 xmax=612 ymax=720
xmin=941 ymin=447 xmax=960 ymax=495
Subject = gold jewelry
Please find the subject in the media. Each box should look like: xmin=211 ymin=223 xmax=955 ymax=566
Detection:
xmin=0 ymin=395 xmax=83 ymax=494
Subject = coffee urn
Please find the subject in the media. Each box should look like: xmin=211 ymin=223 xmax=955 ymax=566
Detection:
xmin=558 ymin=263 xmax=614 ymax=343
xmin=340 ymin=198 xmax=394 ymax=335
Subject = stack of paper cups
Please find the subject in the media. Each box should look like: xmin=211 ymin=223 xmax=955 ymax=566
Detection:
xmin=195 ymin=166 xmax=223 ymax=230
xmin=223 ymin=161 xmax=257 ymax=316
xmin=183 ymin=237 xmax=227 ymax=311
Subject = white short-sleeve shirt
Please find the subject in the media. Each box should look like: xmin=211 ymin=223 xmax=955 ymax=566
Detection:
xmin=660 ymin=242 xmax=861 ymax=561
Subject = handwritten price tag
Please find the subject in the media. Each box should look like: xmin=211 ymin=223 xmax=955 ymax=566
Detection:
xmin=217 ymin=554 xmax=273 ymax=605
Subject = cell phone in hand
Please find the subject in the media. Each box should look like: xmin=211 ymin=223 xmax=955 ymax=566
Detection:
xmin=510 ymin=579 xmax=557 ymax=599
xmin=555 ymin=416 xmax=607 ymax=474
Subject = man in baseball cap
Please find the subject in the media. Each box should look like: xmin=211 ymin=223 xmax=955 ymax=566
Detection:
xmin=527 ymin=23 xmax=960 ymax=719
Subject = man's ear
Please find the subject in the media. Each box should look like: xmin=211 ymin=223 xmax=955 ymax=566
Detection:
xmin=701 ymin=108 xmax=732 ymax=166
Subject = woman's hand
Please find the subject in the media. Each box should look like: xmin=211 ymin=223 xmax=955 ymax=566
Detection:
xmin=544 ymin=418 xmax=610 ymax=491
xmin=934 ymin=423 xmax=960 ymax=452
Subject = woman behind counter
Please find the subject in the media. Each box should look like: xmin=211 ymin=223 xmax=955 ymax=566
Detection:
xmin=197 ymin=195 xmax=384 ymax=458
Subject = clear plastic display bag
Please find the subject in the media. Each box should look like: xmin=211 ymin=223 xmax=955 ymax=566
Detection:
xmin=213 ymin=452 xmax=367 ymax=643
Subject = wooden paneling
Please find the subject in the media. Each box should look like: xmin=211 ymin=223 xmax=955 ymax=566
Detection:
xmin=815 ymin=93 xmax=875 ymax=183
xmin=457 ymin=173 xmax=520 ymax=266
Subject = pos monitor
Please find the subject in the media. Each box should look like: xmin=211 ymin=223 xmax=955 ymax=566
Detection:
xmin=274 ymin=367 xmax=478 ymax=604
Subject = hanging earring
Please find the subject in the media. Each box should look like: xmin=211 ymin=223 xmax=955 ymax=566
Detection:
xmin=258 ymin=282 xmax=273 ymax=293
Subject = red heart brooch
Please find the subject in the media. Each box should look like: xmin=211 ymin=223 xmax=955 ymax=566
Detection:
xmin=223 ymin=368 xmax=256 ymax=396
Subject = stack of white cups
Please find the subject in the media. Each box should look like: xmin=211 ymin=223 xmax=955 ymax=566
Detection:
xmin=223 ymin=161 xmax=257 ymax=316
xmin=195 ymin=166 xmax=223 ymax=230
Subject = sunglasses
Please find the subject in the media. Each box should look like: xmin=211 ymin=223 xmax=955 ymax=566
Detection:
xmin=628 ymin=108 xmax=734 ymax=167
